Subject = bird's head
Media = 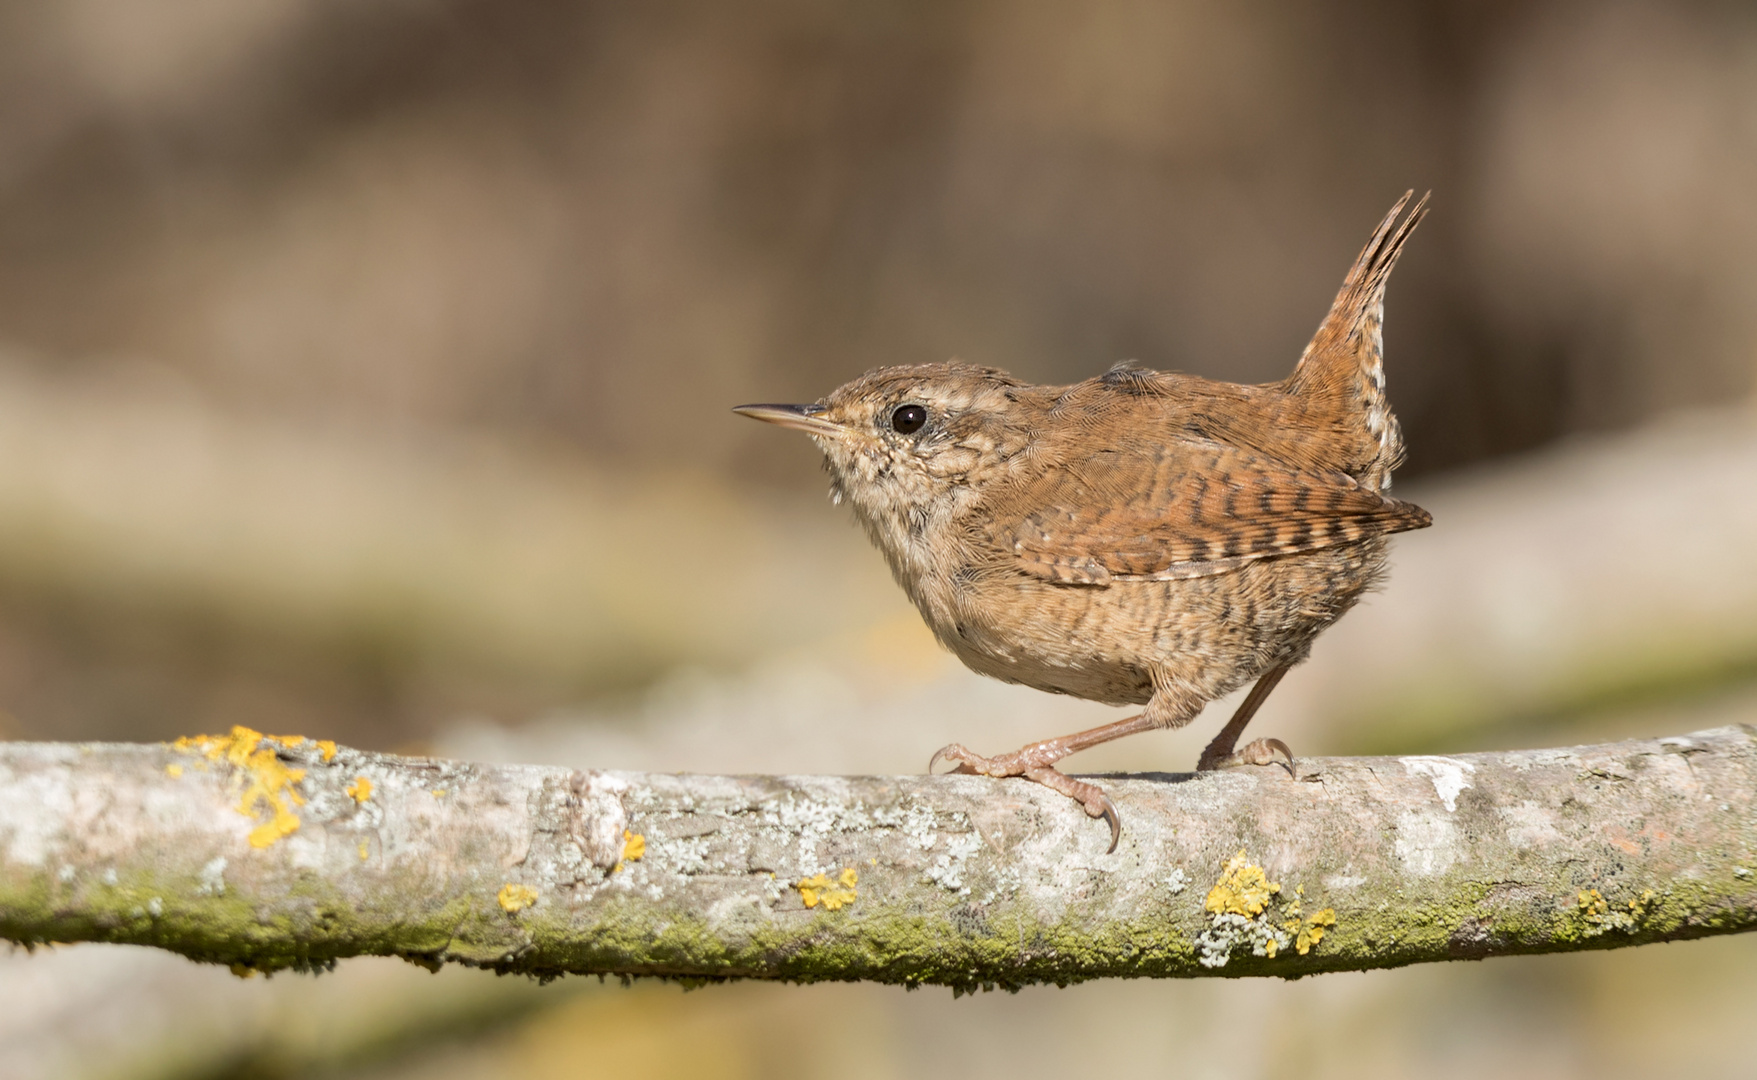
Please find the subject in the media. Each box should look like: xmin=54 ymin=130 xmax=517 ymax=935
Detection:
xmin=735 ymin=363 xmax=1031 ymax=531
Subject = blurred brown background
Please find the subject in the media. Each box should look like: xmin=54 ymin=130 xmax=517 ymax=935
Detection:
xmin=2 ymin=1 xmax=1756 ymax=1078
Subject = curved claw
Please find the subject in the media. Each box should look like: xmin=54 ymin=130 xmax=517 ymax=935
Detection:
xmin=1097 ymin=793 xmax=1122 ymax=853
xmin=1264 ymin=738 xmax=1297 ymax=778
xmin=927 ymin=744 xmax=974 ymax=775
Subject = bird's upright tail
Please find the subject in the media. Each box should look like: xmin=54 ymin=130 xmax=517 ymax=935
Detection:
xmin=1283 ymin=191 xmax=1428 ymax=491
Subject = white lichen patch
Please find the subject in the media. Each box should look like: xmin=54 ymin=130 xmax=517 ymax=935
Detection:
xmin=1400 ymin=756 xmax=1476 ymax=812
xmin=1165 ymin=868 xmax=1187 ymax=895
xmin=650 ymin=833 xmax=710 ymax=875
xmin=761 ymin=871 xmax=786 ymax=903
xmin=766 ymin=793 xmax=864 ymax=835
xmin=1197 ymin=912 xmax=1291 ymax=968
xmin=755 ymin=790 xmax=888 ymax=875
xmin=196 ymin=856 xmax=227 ymax=896
xmin=869 ymin=802 xmax=945 ymax=852
xmin=923 ymin=832 xmax=983 ymax=893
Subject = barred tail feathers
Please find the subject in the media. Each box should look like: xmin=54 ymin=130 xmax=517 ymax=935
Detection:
xmin=1285 ymin=191 xmax=1428 ymax=489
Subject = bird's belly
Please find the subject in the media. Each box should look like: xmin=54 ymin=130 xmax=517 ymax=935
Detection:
xmin=937 ymin=541 xmax=1388 ymax=706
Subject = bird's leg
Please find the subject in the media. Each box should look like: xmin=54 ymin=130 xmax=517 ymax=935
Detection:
xmin=1197 ymin=663 xmax=1295 ymax=775
xmin=929 ymin=711 xmax=1162 ymax=853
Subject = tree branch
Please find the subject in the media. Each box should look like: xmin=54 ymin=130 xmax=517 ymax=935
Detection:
xmin=1 ymin=725 xmax=1753 ymax=987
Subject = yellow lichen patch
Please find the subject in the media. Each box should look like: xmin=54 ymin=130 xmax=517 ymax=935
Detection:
xmin=1292 ymin=908 xmax=1336 ymax=955
xmin=246 ymin=807 xmax=301 ymax=848
xmin=497 ymin=883 xmax=539 ymax=913
xmin=357 ymin=839 xmax=370 ymax=861
xmin=1580 ymin=887 xmax=1656 ymax=936
xmin=1196 ymin=855 xmax=1338 ymax=967
xmin=173 ymin=726 xmax=308 ymax=849
xmin=430 ymin=789 xmax=446 ymax=798
xmin=1205 ymin=850 xmax=1281 ymax=917
xmin=798 ymin=868 xmax=859 ymax=911
xmin=622 ymin=830 xmax=645 ymax=862
xmin=165 ymin=764 xmax=183 ymax=779
xmin=172 ymin=728 xmax=323 ymax=760
xmin=1276 ymin=886 xmax=1336 ymax=954
xmin=345 ymin=776 xmax=373 ymax=804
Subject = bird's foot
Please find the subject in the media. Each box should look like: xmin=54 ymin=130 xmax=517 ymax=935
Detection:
xmin=929 ymin=739 xmax=1070 ymax=777
xmin=1197 ymin=737 xmax=1296 ymax=777
xmin=929 ymin=743 xmax=1121 ymax=853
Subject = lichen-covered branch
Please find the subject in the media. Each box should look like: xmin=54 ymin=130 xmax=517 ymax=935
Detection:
xmin=0 ymin=725 xmax=1753 ymax=987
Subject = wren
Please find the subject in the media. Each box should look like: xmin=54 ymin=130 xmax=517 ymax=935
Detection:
xmin=736 ymin=193 xmax=1432 ymax=850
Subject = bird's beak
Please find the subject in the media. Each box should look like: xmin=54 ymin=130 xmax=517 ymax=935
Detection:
xmin=732 ymin=403 xmax=848 ymax=438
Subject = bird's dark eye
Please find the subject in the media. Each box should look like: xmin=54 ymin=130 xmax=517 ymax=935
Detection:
xmin=890 ymin=404 xmax=927 ymax=434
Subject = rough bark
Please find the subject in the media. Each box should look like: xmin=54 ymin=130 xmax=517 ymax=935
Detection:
xmin=0 ymin=725 xmax=1752 ymax=988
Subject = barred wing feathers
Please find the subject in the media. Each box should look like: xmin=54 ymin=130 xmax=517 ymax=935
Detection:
xmin=993 ymin=439 xmax=1431 ymax=586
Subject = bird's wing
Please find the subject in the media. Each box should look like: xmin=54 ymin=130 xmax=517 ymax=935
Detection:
xmin=991 ymin=437 xmax=1431 ymax=585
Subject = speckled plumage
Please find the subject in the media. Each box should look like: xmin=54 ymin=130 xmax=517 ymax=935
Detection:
xmin=736 ymin=193 xmax=1431 ymax=846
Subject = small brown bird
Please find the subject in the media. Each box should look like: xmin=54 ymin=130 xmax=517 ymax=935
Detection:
xmin=736 ymin=193 xmax=1432 ymax=849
